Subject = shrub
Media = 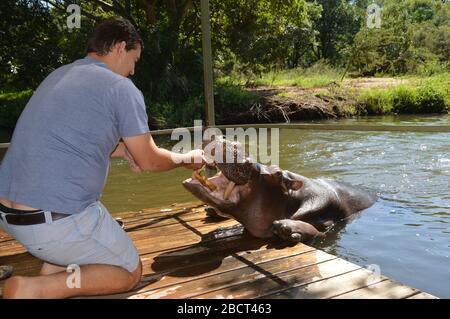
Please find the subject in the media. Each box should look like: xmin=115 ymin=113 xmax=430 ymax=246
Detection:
xmin=214 ymin=83 xmax=260 ymax=114
xmin=357 ymin=89 xmax=393 ymax=115
xmin=358 ymin=81 xmax=448 ymax=115
xmin=0 ymin=90 xmax=33 ymax=128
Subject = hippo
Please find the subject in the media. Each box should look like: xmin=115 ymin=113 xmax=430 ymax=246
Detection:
xmin=182 ymin=136 xmax=377 ymax=243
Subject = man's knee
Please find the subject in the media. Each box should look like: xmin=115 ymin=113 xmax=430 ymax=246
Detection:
xmin=3 ymin=276 xmax=37 ymax=299
xmin=127 ymin=259 xmax=142 ymax=291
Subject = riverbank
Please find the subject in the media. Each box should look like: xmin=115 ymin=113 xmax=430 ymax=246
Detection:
xmin=1 ymin=74 xmax=449 ymax=130
xmin=215 ymin=73 xmax=450 ymax=125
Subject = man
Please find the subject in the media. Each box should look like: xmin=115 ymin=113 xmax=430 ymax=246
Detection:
xmin=0 ymin=17 xmax=204 ymax=298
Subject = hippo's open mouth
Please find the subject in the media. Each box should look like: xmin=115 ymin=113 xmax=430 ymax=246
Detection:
xmin=182 ymin=169 xmax=243 ymax=204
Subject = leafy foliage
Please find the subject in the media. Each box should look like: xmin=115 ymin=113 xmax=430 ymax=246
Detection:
xmin=1 ymin=0 xmax=449 ymax=129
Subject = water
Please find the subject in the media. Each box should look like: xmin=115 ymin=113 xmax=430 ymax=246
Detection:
xmin=277 ymin=127 xmax=450 ymax=298
xmin=1 ymin=114 xmax=449 ymax=297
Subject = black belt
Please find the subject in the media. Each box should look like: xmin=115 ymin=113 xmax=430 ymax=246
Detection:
xmin=0 ymin=203 xmax=70 ymax=226
xmin=3 ymin=212 xmax=70 ymax=226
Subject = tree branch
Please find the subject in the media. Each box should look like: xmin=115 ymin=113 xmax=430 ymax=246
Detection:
xmin=89 ymin=0 xmax=138 ymax=27
xmin=171 ymin=0 xmax=193 ymax=31
xmin=91 ymin=0 xmax=115 ymax=12
xmin=41 ymin=0 xmax=66 ymax=13
xmin=140 ymin=0 xmax=157 ymax=25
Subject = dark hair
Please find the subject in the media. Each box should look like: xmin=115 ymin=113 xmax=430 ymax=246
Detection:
xmin=87 ymin=17 xmax=143 ymax=55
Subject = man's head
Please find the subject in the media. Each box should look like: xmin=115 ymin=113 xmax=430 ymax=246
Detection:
xmin=87 ymin=17 xmax=143 ymax=77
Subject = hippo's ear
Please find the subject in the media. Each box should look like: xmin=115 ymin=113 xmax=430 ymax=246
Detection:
xmin=285 ymin=179 xmax=303 ymax=191
xmin=282 ymin=171 xmax=304 ymax=191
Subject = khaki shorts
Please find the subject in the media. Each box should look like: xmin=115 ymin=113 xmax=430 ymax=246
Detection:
xmin=0 ymin=201 xmax=139 ymax=272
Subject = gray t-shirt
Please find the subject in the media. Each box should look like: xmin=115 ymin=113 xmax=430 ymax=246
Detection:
xmin=0 ymin=56 xmax=149 ymax=214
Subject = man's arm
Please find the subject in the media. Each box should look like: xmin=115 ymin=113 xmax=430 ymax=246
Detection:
xmin=123 ymin=132 xmax=204 ymax=172
xmin=110 ymin=141 xmax=143 ymax=173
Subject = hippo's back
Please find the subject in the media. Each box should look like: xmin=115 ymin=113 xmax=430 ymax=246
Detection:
xmin=322 ymin=179 xmax=377 ymax=213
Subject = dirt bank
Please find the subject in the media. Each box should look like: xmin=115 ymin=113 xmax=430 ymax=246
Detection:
xmin=220 ymin=78 xmax=409 ymax=124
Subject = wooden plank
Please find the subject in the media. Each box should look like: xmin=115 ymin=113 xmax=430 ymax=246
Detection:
xmin=331 ymin=279 xmax=419 ymax=299
xmin=0 ymin=241 xmax=27 ymax=257
xmin=132 ymin=250 xmax=340 ymax=299
xmin=407 ymin=292 xmax=439 ymax=299
xmin=0 ymin=230 xmax=13 ymax=242
xmin=192 ymin=255 xmax=359 ymax=299
xmin=0 ymin=211 xmax=247 ymax=298
xmin=0 ymin=232 xmax=265 ymax=297
xmin=113 ymin=201 xmax=204 ymax=219
xmin=0 ymin=201 xmax=205 ymax=246
xmin=129 ymin=221 xmax=240 ymax=256
xmin=0 ymin=224 xmax=250 ymax=298
xmin=0 ymin=202 xmax=439 ymax=300
xmin=0 ymin=212 xmax=238 ymax=257
xmin=94 ymin=242 xmax=316 ymax=299
xmin=119 ymin=209 xmax=214 ymax=233
xmin=261 ymin=268 xmax=388 ymax=299
xmin=138 ymin=235 xmax=272 ymax=277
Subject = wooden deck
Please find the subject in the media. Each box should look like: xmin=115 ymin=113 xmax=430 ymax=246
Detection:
xmin=0 ymin=201 xmax=438 ymax=299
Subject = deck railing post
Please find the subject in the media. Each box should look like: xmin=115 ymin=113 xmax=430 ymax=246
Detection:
xmin=200 ymin=0 xmax=215 ymax=127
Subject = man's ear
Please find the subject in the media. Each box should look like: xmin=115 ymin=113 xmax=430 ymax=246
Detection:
xmin=114 ymin=41 xmax=127 ymax=55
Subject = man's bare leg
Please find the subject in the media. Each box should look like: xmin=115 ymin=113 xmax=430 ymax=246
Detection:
xmin=40 ymin=262 xmax=67 ymax=276
xmin=3 ymin=261 xmax=142 ymax=299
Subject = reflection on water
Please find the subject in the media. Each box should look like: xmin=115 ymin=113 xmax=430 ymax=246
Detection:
xmin=1 ymin=115 xmax=449 ymax=297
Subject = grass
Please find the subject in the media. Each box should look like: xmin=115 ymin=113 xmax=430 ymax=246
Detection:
xmin=357 ymin=73 xmax=450 ymax=114
xmin=276 ymin=92 xmax=290 ymax=98
xmin=254 ymin=68 xmax=340 ymax=88
xmin=0 ymin=89 xmax=33 ymax=128
xmin=220 ymin=61 xmax=342 ymax=89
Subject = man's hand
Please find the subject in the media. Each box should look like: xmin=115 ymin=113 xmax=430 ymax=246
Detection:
xmin=123 ymin=133 xmax=205 ymax=172
xmin=183 ymin=149 xmax=206 ymax=170
xmin=111 ymin=142 xmax=143 ymax=173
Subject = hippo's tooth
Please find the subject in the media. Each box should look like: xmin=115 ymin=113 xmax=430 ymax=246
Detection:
xmin=192 ymin=170 xmax=217 ymax=191
xmin=223 ymin=181 xmax=236 ymax=200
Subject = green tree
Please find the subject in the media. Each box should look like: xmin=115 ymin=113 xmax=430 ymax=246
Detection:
xmin=313 ymin=0 xmax=361 ymax=64
xmin=351 ymin=0 xmax=449 ymax=75
xmin=0 ymin=0 xmax=63 ymax=90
